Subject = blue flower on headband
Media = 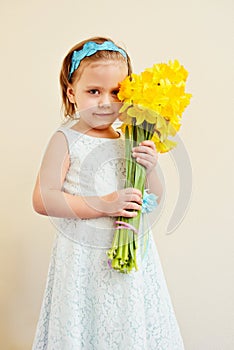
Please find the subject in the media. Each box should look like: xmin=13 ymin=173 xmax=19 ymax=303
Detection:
xmin=68 ymin=41 xmax=127 ymax=80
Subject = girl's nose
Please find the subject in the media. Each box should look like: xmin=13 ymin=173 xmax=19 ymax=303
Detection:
xmin=98 ymin=94 xmax=112 ymax=108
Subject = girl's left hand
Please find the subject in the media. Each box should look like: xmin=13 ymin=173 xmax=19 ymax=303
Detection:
xmin=132 ymin=140 xmax=158 ymax=174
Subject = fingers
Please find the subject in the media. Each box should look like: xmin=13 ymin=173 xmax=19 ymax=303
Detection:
xmin=121 ymin=210 xmax=138 ymax=218
xmin=117 ymin=188 xmax=142 ymax=217
xmin=132 ymin=144 xmax=157 ymax=157
xmin=124 ymin=187 xmax=142 ymax=197
xmin=132 ymin=141 xmax=158 ymax=172
xmin=133 ymin=156 xmax=154 ymax=169
xmin=133 ymin=140 xmax=156 ymax=152
xmin=104 ymin=188 xmax=143 ymax=217
xmin=124 ymin=201 xmax=142 ymax=211
xmin=125 ymin=193 xmax=142 ymax=205
xmin=124 ymin=188 xmax=142 ymax=203
xmin=139 ymin=140 xmax=156 ymax=149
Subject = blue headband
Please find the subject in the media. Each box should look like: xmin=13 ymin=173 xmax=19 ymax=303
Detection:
xmin=68 ymin=41 xmax=127 ymax=80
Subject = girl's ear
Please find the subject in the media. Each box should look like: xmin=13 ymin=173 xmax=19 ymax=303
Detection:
xmin=67 ymin=86 xmax=76 ymax=103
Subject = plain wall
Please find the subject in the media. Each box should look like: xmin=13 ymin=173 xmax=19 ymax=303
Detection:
xmin=0 ymin=0 xmax=233 ymax=349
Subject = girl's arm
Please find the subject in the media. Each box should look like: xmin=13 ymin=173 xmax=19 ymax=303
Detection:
xmin=32 ymin=132 xmax=142 ymax=219
xmin=131 ymin=140 xmax=163 ymax=202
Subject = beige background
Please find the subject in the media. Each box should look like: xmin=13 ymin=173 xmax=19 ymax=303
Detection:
xmin=1 ymin=0 xmax=234 ymax=349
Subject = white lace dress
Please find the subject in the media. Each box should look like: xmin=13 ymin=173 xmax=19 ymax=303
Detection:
xmin=32 ymin=126 xmax=185 ymax=350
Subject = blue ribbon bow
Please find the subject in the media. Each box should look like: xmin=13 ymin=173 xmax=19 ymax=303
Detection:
xmin=142 ymin=190 xmax=158 ymax=214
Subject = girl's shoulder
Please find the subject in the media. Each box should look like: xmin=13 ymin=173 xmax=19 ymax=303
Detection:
xmin=56 ymin=120 xmax=81 ymax=145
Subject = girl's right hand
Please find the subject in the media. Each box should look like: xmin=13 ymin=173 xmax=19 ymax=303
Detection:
xmin=100 ymin=188 xmax=142 ymax=218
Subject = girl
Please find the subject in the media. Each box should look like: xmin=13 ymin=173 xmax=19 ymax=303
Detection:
xmin=32 ymin=37 xmax=184 ymax=349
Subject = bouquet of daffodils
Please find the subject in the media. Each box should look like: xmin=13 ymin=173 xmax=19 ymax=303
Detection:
xmin=107 ymin=60 xmax=192 ymax=273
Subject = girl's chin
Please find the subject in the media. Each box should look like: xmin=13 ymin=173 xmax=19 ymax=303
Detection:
xmin=92 ymin=118 xmax=117 ymax=129
xmin=92 ymin=122 xmax=113 ymax=130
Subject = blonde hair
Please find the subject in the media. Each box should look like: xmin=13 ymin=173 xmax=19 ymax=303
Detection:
xmin=59 ymin=36 xmax=132 ymax=118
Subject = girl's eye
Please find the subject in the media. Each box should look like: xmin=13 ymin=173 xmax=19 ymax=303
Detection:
xmin=88 ymin=89 xmax=99 ymax=95
xmin=112 ymin=89 xmax=119 ymax=96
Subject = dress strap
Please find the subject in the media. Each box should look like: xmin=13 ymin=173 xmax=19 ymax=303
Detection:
xmin=56 ymin=126 xmax=79 ymax=155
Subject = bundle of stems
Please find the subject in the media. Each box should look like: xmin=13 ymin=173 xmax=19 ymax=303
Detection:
xmin=107 ymin=121 xmax=155 ymax=273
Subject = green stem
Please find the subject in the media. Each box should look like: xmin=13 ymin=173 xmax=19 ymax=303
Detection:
xmin=107 ymin=120 xmax=156 ymax=273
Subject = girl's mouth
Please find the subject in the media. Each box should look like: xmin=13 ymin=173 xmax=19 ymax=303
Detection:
xmin=94 ymin=113 xmax=115 ymax=117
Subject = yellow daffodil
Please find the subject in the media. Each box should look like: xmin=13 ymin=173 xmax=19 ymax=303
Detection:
xmin=117 ymin=59 xmax=192 ymax=153
xmin=151 ymin=132 xmax=177 ymax=153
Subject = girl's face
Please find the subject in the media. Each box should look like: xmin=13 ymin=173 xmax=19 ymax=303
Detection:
xmin=67 ymin=60 xmax=128 ymax=131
